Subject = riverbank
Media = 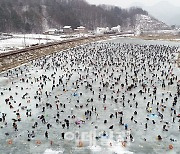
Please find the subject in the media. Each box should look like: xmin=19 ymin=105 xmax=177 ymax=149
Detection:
xmin=135 ymin=35 xmax=180 ymax=42
xmin=0 ymin=35 xmax=109 ymax=73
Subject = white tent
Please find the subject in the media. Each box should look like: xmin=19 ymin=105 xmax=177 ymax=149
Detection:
xmin=0 ymin=77 xmax=9 ymax=86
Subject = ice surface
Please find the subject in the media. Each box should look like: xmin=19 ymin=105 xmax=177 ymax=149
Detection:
xmin=0 ymin=37 xmax=179 ymax=154
xmin=44 ymin=149 xmax=64 ymax=154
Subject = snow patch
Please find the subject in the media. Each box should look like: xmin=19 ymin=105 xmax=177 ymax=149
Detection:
xmin=43 ymin=149 xmax=64 ymax=154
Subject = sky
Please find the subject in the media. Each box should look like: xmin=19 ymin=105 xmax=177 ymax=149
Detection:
xmin=85 ymin=0 xmax=180 ymax=8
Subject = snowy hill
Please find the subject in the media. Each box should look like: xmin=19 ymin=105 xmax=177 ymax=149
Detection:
xmin=135 ymin=14 xmax=171 ymax=31
xmin=144 ymin=1 xmax=180 ymax=26
xmin=130 ymin=1 xmax=180 ymax=26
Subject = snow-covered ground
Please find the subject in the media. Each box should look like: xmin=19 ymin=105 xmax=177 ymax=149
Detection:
xmin=0 ymin=33 xmax=88 ymax=54
xmin=0 ymin=38 xmax=179 ymax=154
xmin=12 ymin=34 xmax=67 ymax=40
xmin=0 ymin=37 xmax=48 ymax=53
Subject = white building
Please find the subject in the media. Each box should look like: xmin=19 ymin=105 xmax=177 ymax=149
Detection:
xmin=96 ymin=27 xmax=109 ymax=34
xmin=111 ymin=25 xmax=121 ymax=33
xmin=134 ymin=25 xmax=141 ymax=36
xmin=44 ymin=29 xmax=58 ymax=35
xmin=74 ymin=26 xmax=86 ymax=33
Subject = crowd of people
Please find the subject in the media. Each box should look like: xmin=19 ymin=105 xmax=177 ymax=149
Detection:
xmin=0 ymin=41 xmax=179 ymax=153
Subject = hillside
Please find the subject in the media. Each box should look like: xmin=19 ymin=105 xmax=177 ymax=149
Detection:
xmin=0 ymin=0 xmax=150 ymax=33
xmin=135 ymin=14 xmax=170 ymax=31
xmin=130 ymin=1 xmax=180 ymax=26
xmin=144 ymin=1 xmax=180 ymax=26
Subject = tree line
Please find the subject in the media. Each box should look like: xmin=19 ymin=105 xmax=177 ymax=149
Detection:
xmin=0 ymin=0 xmax=148 ymax=33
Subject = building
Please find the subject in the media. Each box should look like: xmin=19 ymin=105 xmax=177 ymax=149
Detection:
xmin=111 ymin=25 xmax=121 ymax=33
xmin=74 ymin=26 xmax=87 ymax=33
xmin=44 ymin=29 xmax=58 ymax=35
xmin=96 ymin=27 xmax=109 ymax=34
xmin=63 ymin=26 xmax=73 ymax=33
xmin=134 ymin=25 xmax=141 ymax=36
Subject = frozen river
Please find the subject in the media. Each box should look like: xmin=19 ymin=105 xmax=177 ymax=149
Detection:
xmin=0 ymin=37 xmax=180 ymax=154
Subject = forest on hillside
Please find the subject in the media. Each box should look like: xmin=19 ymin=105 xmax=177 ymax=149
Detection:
xmin=0 ymin=0 xmax=148 ymax=33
